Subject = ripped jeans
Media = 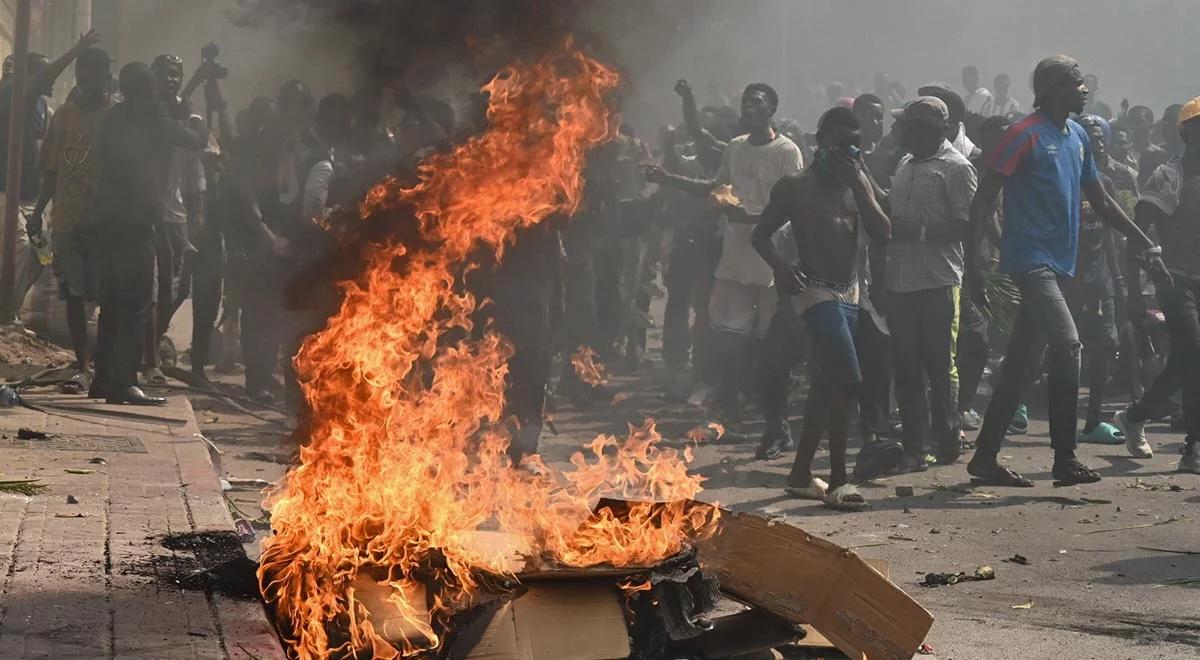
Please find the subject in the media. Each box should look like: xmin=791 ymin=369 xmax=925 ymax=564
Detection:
xmin=976 ymin=267 xmax=1082 ymax=458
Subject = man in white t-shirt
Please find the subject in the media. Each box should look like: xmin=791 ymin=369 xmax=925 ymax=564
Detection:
xmin=983 ymin=74 xmax=1021 ymax=118
xmin=648 ymin=81 xmax=803 ymax=428
xmin=962 ymin=65 xmax=992 ymax=117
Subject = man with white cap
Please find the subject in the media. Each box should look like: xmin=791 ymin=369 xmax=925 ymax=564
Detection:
xmin=886 ymin=97 xmax=979 ymax=471
xmin=965 ymin=55 xmax=1170 ymax=487
xmin=1116 ymin=96 xmax=1200 ymax=474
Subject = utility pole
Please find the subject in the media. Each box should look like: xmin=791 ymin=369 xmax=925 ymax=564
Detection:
xmin=0 ymin=0 xmax=32 ymax=323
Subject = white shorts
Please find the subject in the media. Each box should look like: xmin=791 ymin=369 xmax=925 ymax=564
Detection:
xmin=708 ymin=278 xmax=777 ymax=337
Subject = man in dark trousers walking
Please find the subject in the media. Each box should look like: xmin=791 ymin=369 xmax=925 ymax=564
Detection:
xmin=965 ymin=55 xmax=1170 ymax=486
xmin=87 ymin=62 xmax=209 ymax=405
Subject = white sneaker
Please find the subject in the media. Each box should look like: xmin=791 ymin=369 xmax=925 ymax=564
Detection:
xmin=1115 ymin=408 xmax=1152 ymax=458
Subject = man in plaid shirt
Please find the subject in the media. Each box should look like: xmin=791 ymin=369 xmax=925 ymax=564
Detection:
xmin=886 ymin=97 xmax=979 ymax=470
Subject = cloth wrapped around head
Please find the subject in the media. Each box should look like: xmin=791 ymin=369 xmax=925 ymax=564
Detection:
xmin=1032 ymin=54 xmax=1080 ymax=108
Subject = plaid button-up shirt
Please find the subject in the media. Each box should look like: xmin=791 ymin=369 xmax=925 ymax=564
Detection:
xmin=886 ymin=140 xmax=979 ymax=293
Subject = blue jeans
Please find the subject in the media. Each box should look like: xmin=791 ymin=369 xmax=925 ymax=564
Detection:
xmin=976 ymin=267 xmax=1082 ymax=458
xmin=802 ymin=301 xmax=861 ymax=394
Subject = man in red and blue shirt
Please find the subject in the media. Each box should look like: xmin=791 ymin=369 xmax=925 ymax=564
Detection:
xmin=964 ymin=55 xmax=1171 ymax=487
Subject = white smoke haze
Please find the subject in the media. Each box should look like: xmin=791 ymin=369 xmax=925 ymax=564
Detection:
xmin=104 ymin=0 xmax=1198 ymax=136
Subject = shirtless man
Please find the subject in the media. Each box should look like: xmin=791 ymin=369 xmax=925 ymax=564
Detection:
xmin=752 ymin=107 xmax=892 ymax=510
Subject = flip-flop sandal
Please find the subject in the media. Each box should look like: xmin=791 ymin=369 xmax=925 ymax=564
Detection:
xmin=59 ymin=371 xmax=91 ymax=395
xmin=853 ymin=441 xmax=904 ymax=482
xmin=142 ymin=367 xmax=167 ymax=386
xmin=784 ymin=478 xmax=829 ymax=500
xmin=1078 ymin=422 xmax=1126 ymax=445
xmin=1052 ymin=461 xmax=1102 ymax=485
xmin=824 ymin=483 xmax=869 ymax=511
xmin=968 ymin=464 xmax=1034 ymax=488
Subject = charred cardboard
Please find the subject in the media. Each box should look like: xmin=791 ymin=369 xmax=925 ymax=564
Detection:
xmin=696 ymin=508 xmax=932 ymax=660
xmin=465 ymin=581 xmax=630 ymax=660
xmin=350 ymin=574 xmax=432 ymax=647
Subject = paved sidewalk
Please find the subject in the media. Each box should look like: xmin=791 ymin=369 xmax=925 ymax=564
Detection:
xmin=0 ymin=392 xmax=283 ymax=659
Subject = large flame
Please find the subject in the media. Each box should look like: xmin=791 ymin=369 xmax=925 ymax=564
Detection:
xmin=259 ymin=41 xmax=719 ymax=659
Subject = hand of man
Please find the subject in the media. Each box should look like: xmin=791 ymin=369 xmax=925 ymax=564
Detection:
xmin=75 ymin=29 xmax=100 ymax=52
xmin=774 ymin=265 xmax=807 ymax=295
xmin=674 ymin=79 xmax=693 ymax=99
xmin=1145 ymin=254 xmax=1174 ymax=291
xmin=830 ymin=149 xmax=871 ymax=193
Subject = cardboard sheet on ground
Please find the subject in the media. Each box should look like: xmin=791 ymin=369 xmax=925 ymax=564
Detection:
xmin=465 ymin=581 xmax=630 ymax=660
xmin=697 ymin=508 xmax=933 ymax=660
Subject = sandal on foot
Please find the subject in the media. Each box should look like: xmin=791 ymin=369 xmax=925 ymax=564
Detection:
xmin=59 ymin=371 xmax=90 ymax=395
xmin=824 ymin=483 xmax=869 ymax=511
xmin=784 ymin=478 xmax=829 ymax=500
xmin=1052 ymin=460 xmax=1102 ymax=485
xmin=1078 ymin=422 xmax=1126 ymax=445
xmin=141 ymin=367 xmax=167 ymax=386
xmin=967 ymin=461 xmax=1034 ymax=487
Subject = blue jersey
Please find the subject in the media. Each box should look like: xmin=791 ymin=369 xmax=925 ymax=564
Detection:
xmin=988 ymin=112 xmax=1100 ymax=277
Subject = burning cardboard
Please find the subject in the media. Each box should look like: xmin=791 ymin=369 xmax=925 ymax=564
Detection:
xmin=457 ymin=582 xmax=631 ymax=660
xmin=342 ymin=503 xmax=930 ymax=660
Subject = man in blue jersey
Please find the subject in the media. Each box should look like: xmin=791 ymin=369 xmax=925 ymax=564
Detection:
xmin=964 ymin=55 xmax=1171 ymax=487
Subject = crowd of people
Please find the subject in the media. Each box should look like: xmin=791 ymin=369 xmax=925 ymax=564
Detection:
xmin=0 ymin=31 xmax=445 ymax=413
xmin=1 ymin=34 xmax=1198 ymax=510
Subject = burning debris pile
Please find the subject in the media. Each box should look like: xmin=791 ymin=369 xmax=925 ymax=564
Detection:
xmin=257 ymin=39 xmax=930 ymax=660
xmin=258 ymin=42 xmax=722 ymax=658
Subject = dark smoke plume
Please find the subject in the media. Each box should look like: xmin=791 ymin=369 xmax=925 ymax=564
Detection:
xmin=230 ymin=0 xmax=593 ymax=89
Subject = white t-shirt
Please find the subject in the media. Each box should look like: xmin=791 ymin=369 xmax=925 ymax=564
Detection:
xmin=966 ymin=87 xmax=993 ymax=116
xmin=714 ymin=133 xmax=804 ymax=286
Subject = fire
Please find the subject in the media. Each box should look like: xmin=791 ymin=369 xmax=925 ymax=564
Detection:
xmin=259 ymin=41 xmax=719 ymax=659
xmin=570 ymin=344 xmax=609 ymax=386
xmin=687 ymin=422 xmax=726 ymax=443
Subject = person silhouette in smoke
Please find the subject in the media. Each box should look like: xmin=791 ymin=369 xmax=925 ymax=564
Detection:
xmin=962 ymin=65 xmax=992 ymax=117
xmin=87 ymin=62 xmax=209 ymax=404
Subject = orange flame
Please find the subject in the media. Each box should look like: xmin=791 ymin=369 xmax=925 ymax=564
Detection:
xmin=686 ymin=422 xmax=726 ymax=443
xmin=570 ymin=344 xmax=609 ymax=386
xmin=258 ymin=41 xmax=718 ymax=659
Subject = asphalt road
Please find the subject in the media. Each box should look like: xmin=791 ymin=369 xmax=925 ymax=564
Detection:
xmin=538 ymin=361 xmax=1200 ymax=660
xmin=190 ymin=320 xmax=1200 ymax=660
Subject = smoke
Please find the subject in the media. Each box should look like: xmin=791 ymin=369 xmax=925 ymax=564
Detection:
xmin=228 ymin=0 xmax=594 ymax=103
xmin=109 ymin=0 xmax=1199 ymax=146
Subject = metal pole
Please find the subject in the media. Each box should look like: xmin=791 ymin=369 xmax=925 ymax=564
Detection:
xmin=0 ymin=0 xmax=32 ymax=323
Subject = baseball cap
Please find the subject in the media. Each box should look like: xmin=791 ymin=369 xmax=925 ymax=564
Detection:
xmin=891 ymin=96 xmax=949 ymax=129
